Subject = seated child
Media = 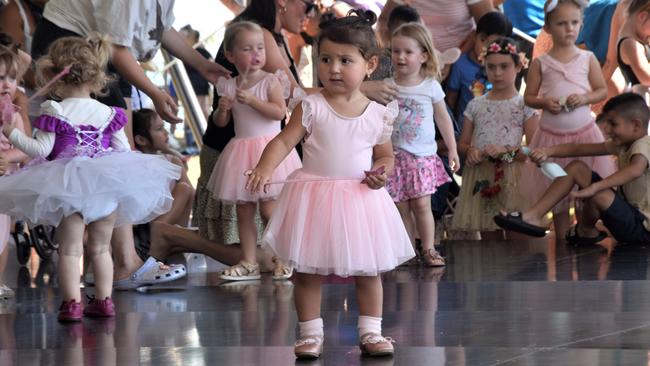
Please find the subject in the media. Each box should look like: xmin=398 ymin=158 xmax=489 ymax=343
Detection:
xmin=133 ymin=108 xmax=194 ymax=227
xmin=494 ymin=93 xmax=650 ymax=245
xmin=446 ymin=11 xmax=513 ymax=129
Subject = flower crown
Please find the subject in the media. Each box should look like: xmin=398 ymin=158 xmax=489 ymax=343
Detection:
xmin=478 ymin=42 xmax=529 ymax=69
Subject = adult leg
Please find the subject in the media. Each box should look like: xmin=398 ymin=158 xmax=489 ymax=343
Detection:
xmin=148 ymin=222 xmax=276 ymax=271
xmin=111 ymin=225 xmax=143 ymax=282
xmin=86 ymin=212 xmax=118 ymax=300
xmin=56 ymin=213 xmax=85 ymax=302
xmin=236 ymin=202 xmax=258 ymax=265
xmin=155 ymin=182 xmax=194 ymax=226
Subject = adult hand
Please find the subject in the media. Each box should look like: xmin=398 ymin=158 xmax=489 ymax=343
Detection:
xmin=361 ymin=80 xmax=399 ymax=105
xmin=198 ymin=59 xmax=231 ymax=84
xmin=152 ymin=90 xmax=183 ymax=123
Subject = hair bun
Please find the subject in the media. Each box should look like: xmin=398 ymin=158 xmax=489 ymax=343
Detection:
xmin=319 ymin=8 xmax=377 ymax=30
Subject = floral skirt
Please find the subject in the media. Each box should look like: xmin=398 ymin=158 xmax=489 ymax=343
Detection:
xmin=385 ymin=149 xmax=451 ymax=203
xmin=452 ymin=160 xmax=526 ymax=231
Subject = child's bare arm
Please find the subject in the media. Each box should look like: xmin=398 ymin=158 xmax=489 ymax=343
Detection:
xmin=168 ymin=155 xmax=192 ymax=185
xmin=567 ymin=54 xmax=607 ymax=109
xmin=524 ymin=59 xmax=562 ymax=113
xmin=621 ymin=38 xmax=650 ymax=86
xmin=445 ymin=90 xmax=459 ymax=111
xmin=237 ymin=77 xmax=286 ymax=120
xmin=247 ymin=104 xmax=307 ymax=192
xmin=434 ymin=101 xmax=459 ymax=171
xmin=212 ymin=97 xmax=233 ymax=127
xmin=372 ymin=141 xmax=394 ymax=175
xmin=574 ymin=153 xmax=647 ymax=198
xmin=535 ymin=141 xmax=613 ymax=162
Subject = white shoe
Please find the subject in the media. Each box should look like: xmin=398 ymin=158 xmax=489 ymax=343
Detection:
xmin=0 ymin=284 xmax=14 ymax=299
xmin=114 ymin=257 xmax=186 ymax=290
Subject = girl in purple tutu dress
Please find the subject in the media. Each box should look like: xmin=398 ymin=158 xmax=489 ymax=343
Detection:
xmin=0 ymin=36 xmax=181 ymax=322
xmin=246 ymin=10 xmax=415 ymax=360
xmin=384 ymin=23 xmax=459 ymax=267
xmin=207 ymin=21 xmax=302 ymax=281
xmin=524 ymin=0 xmax=616 ymax=240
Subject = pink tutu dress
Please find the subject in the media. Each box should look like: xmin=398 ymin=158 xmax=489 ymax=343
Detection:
xmin=526 ymin=50 xmax=616 ymax=211
xmin=263 ymin=93 xmax=415 ymax=277
xmin=207 ymin=71 xmax=302 ymax=204
xmin=0 ymin=116 xmax=25 ymax=253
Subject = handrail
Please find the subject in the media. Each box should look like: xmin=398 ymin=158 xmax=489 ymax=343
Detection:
xmin=161 ymin=49 xmax=207 ymax=151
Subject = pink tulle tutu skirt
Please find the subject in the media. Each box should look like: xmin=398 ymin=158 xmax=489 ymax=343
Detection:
xmin=263 ymin=169 xmax=415 ymax=277
xmin=523 ymin=122 xmax=617 ymax=212
xmin=386 ymin=149 xmax=451 ymax=202
xmin=207 ymin=134 xmax=302 ymax=204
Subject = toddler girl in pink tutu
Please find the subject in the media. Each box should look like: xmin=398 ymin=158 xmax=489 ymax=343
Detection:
xmin=246 ymin=9 xmax=415 ymax=360
xmin=207 ymin=21 xmax=301 ymax=281
xmin=524 ymin=0 xmax=616 ymax=240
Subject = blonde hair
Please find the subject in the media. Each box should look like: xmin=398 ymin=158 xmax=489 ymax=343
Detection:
xmin=35 ymin=33 xmax=112 ymax=99
xmin=628 ymin=0 xmax=650 ymax=15
xmin=0 ymin=45 xmax=19 ymax=79
xmin=544 ymin=0 xmax=588 ymax=24
xmin=392 ymin=22 xmax=441 ymax=81
xmin=222 ymin=21 xmax=263 ymax=53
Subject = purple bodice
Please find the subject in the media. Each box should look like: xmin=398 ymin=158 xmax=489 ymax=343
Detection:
xmin=32 ymin=107 xmax=127 ymax=160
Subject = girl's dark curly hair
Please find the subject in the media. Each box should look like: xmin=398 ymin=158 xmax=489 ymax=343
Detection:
xmin=317 ymin=9 xmax=380 ymax=60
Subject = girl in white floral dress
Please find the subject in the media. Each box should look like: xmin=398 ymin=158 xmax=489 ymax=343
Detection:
xmin=452 ymin=38 xmax=539 ymax=239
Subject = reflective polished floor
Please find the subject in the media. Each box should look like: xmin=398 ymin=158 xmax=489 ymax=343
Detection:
xmin=3 ymin=236 xmax=650 ymax=365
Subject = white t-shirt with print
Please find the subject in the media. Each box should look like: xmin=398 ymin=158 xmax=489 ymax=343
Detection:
xmin=44 ymin=0 xmax=175 ymax=61
xmin=385 ymin=78 xmax=445 ymax=157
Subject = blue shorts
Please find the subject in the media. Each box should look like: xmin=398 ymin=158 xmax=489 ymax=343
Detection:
xmin=592 ymin=173 xmax=650 ymax=244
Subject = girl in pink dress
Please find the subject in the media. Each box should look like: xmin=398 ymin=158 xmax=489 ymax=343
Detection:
xmin=0 ymin=46 xmax=29 ymax=299
xmin=524 ymin=0 xmax=616 ymax=240
xmin=207 ymin=21 xmax=302 ymax=281
xmin=246 ymin=10 xmax=414 ymax=360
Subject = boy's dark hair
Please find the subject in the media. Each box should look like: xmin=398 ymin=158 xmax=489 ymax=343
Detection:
xmin=318 ymin=9 xmax=380 ymax=60
xmin=476 ymin=11 xmax=513 ymax=37
xmin=602 ymin=92 xmax=650 ymax=127
xmin=387 ymin=5 xmax=420 ymax=32
xmin=132 ymin=108 xmax=158 ymax=148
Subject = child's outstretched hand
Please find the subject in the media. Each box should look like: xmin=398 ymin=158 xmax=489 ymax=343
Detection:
xmin=245 ymin=167 xmax=273 ymax=193
xmin=362 ymin=166 xmax=387 ymax=190
xmin=528 ymin=147 xmax=550 ymax=165
xmin=235 ymin=88 xmax=256 ymax=105
xmin=466 ymin=147 xmax=484 ymax=166
xmin=566 ymin=94 xmax=586 ymax=110
xmin=545 ymin=98 xmax=563 ymax=114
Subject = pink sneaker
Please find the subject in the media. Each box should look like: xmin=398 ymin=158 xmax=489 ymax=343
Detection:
xmin=83 ymin=296 xmax=115 ymax=318
xmin=58 ymin=299 xmax=82 ymax=322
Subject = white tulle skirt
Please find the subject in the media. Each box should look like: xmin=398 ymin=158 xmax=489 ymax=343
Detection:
xmin=0 ymin=152 xmax=181 ymax=227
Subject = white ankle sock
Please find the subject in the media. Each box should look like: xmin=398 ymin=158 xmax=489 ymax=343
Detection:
xmin=358 ymin=315 xmax=382 ymax=336
xmin=298 ymin=317 xmax=324 ymax=337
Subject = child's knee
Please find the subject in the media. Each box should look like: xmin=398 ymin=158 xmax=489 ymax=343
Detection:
xmin=590 ymin=189 xmax=615 ymax=211
xmin=565 ymin=160 xmax=591 ymax=176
